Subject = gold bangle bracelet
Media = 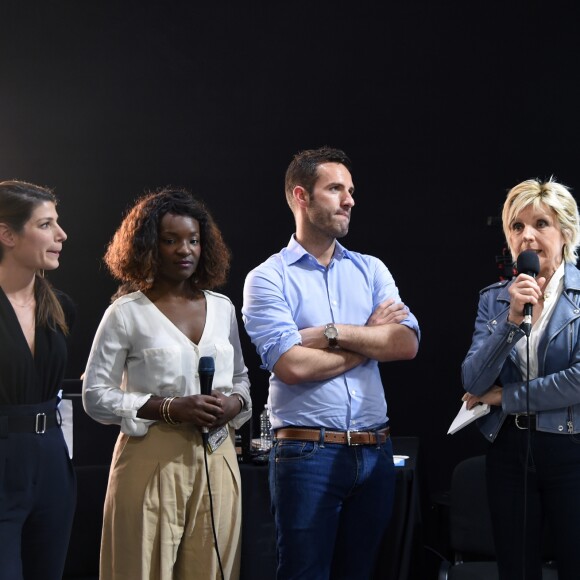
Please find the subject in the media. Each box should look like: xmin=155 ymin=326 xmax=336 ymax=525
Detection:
xmin=163 ymin=397 xmax=172 ymax=424
xmin=161 ymin=397 xmax=169 ymax=423
xmin=165 ymin=396 xmax=181 ymax=425
xmin=161 ymin=396 xmax=174 ymax=424
xmin=159 ymin=397 xmax=169 ymax=421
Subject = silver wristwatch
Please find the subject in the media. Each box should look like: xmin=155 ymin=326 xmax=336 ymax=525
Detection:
xmin=324 ymin=323 xmax=339 ymax=348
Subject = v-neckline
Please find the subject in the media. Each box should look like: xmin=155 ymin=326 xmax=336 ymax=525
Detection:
xmin=0 ymin=286 xmax=36 ymax=361
xmin=139 ymin=290 xmax=209 ymax=346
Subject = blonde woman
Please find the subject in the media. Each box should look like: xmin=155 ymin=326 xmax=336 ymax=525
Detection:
xmin=462 ymin=178 xmax=580 ymax=580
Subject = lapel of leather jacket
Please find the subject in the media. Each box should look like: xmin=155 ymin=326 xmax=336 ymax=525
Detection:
xmin=538 ymin=264 xmax=580 ymax=372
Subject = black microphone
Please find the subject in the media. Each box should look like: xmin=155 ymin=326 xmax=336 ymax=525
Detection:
xmin=198 ymin=356 xmax=215 ymax=444
xmin=516 ymin=250 xmax=540 ymax=337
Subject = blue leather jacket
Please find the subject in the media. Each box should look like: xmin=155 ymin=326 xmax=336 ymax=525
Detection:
xmin=462 ymin=263 xmax=580 ymax=442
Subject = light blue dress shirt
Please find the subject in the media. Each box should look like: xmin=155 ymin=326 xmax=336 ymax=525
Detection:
xmin=242 ymin=236 xmax=420 ymax=431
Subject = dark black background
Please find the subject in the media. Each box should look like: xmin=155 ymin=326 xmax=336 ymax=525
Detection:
xmin=2 ymin=0 xmax=580 ymax=500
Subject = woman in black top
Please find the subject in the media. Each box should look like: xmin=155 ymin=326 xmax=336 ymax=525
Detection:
xmin=0 ymin=180 xmax=75 ymax=579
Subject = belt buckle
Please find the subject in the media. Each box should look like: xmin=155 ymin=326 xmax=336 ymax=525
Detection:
xmin=346 ymin=430 xmax=362 ymax=446
xmin=514 ymin=414 xmax=528 ymax=430
xmin=35 ymin=413 xmax=47 ymax=434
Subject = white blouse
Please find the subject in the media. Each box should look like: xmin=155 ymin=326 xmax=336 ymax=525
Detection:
xmin=515 ymin=262 xmax=565 ymax=380
xmin=82 ymin=290 xmax=252 ymax=436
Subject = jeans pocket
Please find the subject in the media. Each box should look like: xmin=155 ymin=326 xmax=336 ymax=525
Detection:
xmin=274 ymin=439 xmax=318 ymax=462
xmin=376 ymin=437 xmax=394 ymax=464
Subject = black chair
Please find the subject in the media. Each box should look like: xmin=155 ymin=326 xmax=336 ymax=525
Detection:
xmin=439 ymin=455 xmax=558 ymax=580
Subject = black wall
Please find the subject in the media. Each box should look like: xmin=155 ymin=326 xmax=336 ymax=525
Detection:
xmin=2 ymin=0 xmax=580 ymax=496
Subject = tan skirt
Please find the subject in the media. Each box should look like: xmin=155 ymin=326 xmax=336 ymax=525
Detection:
xmin=100 ymin=422 xmax=241 ymax=580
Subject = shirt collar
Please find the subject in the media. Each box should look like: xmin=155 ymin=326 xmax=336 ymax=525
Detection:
xmin=284 ymin=235 xmax=351 ymax=266
xmin=543 ymin=261 xmax=565 ymax=303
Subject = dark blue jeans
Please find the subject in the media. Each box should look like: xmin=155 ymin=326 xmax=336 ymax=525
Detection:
xmin=487 ymin=420 xmax=580 ymax=580
xmin=269 ymin=434 xmax=395 ymax=580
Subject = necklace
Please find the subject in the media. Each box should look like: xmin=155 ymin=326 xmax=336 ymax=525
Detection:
xmin=541 ymin=270 xmax=557 ymax=301
xmin=7 ymin=295 xmax=35 ymax=308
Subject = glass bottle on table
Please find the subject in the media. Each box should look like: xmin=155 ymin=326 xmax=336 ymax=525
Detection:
xmin=259 ymin=404 xmax=272 ymax=451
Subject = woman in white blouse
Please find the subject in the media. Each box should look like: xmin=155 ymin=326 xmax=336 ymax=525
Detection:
xmin=82 ymin=187 xmax=252 ymax=580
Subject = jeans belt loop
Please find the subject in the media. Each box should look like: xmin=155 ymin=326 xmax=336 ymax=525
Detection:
xmin=35 ymin=413 xmax=47 ymax=434
xmin=374 ymin=427 xmax=381 ymax=449
xmin=319 ymin=427 xmax=325 ymax=448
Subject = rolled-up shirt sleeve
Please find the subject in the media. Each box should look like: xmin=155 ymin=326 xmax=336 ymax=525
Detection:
xmin=242 ymin=264 xmax=302 ymax=372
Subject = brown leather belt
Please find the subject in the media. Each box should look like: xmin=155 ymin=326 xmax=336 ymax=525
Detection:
xmin=275 ymin=426 xmax=390 ymax=446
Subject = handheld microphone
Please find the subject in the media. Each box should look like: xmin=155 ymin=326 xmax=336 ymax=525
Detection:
xmin=516 ymin=250 xmax=540 ymax=337
xmin=198 ymin=356 xmax=215 ymax=444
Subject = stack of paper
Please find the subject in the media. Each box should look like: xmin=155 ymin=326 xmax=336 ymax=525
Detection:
xmin=448 ymin=401 xmax=490 ymax=435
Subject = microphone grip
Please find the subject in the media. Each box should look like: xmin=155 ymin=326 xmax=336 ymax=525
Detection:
xmin=199 ymin=376 xmax=212 ymax=443
xmin=522 ymin=302 xmax=533 ymax=337
xmin=198 ymin=356 xmax=215 ymax=445
xmin=199 ymin=374 xmax=213 ymax=444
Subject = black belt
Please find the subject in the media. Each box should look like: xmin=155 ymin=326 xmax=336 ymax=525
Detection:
xmin=511 ymin=414 xmax=536 ymax=430
xmin=0 ymin=412 xmax=59 ymax=435
xmin=0 ymin=399 xmax=60 ymax=436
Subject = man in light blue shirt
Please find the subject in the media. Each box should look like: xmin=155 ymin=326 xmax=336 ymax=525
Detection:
xmin=242 ymin=146 xmax=420 ymax=580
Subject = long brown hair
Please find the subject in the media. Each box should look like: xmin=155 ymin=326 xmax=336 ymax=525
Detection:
xmin=0 ymin=180 xmax=68 ymax=334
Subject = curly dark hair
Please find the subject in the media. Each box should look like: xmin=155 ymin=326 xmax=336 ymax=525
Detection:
xmin=104 ymin=187 xmax=231 ymax=299
xmin=284 ymin=146 xmax=352 ymax=208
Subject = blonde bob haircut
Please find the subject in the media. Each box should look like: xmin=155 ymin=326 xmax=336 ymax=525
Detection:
xmin=502 ymin=177 xmax=580 ymax=264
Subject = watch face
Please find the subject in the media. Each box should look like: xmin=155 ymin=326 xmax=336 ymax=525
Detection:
xmin=325 ymin=325 xmax=338 ymax=340
xmin=324 ymin=324 xmax=338 ymax=346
